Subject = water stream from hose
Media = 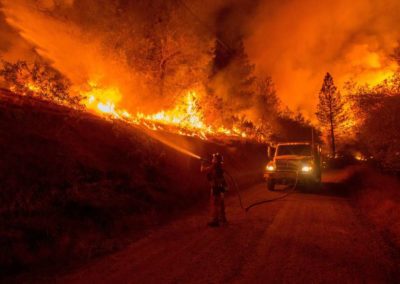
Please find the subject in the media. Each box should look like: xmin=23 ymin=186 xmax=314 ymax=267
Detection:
xmin=139 ymin=125 xmax=202 ymax=160
xmin=138 ymin=125 xmax=297 ymax=212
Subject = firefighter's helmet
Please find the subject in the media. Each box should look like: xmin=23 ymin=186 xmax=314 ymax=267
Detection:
xmin=212 ymin=153 xmax=223 ymax=164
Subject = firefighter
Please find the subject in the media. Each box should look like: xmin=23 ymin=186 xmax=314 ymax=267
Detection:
xmin=201 ymin=153 xmax=228 ymax=227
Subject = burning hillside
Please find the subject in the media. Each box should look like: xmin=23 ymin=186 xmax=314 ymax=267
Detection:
xmin=83 ymin=88 xmax=248 ymax=140
xmin=0 ymin=59 xmax=251 ymax=140
xmin=0 ymin=0 xmax=315 ymax=144
xmin=1 ymin=0 xmax=400 ymax=158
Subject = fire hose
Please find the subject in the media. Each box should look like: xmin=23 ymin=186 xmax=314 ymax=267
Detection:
xmin=130 ymin=54 xmax=300 ymax=213
xmin=202 ymin=157 xmax=299 ymax=212
xmin=224 ymin=169 xmax=299 ymax=212
xmin=137 ymin=126 xmax=298 ymax=212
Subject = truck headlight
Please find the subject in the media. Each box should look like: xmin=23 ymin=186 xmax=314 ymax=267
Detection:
xmin=266 ymin=164 xmax=275 ymax=171
xmin=301 ymin=165 xmax=312 ymax=172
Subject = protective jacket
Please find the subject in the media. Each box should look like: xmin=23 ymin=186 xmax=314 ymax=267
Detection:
xmin=201 ymin=164 xmax=227 ymax=195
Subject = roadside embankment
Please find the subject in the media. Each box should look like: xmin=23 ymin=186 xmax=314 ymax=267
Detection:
xmin=0 ymin=91 xmax=266 ymax=278
xmin=347 ymin=166 xmax=400 ymax=249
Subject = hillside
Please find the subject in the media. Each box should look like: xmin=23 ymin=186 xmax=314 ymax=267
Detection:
xmin=0 ymin=89 xmax=266 ymax=278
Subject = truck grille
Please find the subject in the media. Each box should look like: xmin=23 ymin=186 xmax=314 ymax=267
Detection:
xmin=275 ymin=160 xmax=300 ymax=171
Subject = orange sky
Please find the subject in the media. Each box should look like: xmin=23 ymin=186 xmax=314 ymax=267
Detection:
xmin=245 ymin=0 xmax=400 ymax=118
xmin=1 ymin=0 xmax=399 ymax=119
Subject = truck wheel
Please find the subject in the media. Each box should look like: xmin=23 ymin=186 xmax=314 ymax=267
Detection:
xmin=267 ymin=179 xmax=275 ymax=191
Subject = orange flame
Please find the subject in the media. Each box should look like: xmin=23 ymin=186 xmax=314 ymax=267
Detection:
xmin=80 ymin=85 xmax=249 ymax=140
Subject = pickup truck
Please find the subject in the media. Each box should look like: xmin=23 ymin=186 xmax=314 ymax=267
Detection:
xmin=264 ymin=142 xmax=322 ymax=191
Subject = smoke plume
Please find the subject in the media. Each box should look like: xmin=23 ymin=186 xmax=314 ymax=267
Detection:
xmin=1 ymin=0 xmax=147 ymax=111
xmin=245 ymin=0 xmax=400 ymax=117
xmin=1 ymin=0 xmax=399 ymax=118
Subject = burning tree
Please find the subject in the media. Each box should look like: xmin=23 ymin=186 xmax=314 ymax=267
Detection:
xmin=253 ymin=77 xmax=280 ymax=140
xmin=104 ymin=0 xmax=214 ymax=104
xmin=271 ymin=110 xmax=320 ymax=143
xmin=316 ymin=73 xmax=346 ymax=156
xmin=348 ymin=70 xmax=400 ymax=169
xmin=0 ymin=60 xmax=82 ymax=106
xmin=210 ymin=38 xmax=257 ymax=120
xmin=359 ymin=95 xmax=400 ymax=169
xmin=0 ymin=0 xmax=317 ymax=143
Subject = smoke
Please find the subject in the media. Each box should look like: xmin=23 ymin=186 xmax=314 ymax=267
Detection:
xmin=1 ymin=0 xmax=399 ymax=118
xmin=0 ymin=0 xmax=222 ymax=113
xmin=0 ymin=0 xmax=146 ymax=111
xmin=245 ymin=0 xmax=400 ymax=117
xmin=0 ymin=6 xmax=38 ymax=64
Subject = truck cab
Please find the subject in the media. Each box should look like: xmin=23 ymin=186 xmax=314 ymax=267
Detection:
xmin=264 ymin=142 xmax=321 ymax=191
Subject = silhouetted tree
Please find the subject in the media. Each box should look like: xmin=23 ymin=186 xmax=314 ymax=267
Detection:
xmin=214 ymin=39 xmax=256 ymax=111
xmin=0 ymin=60 xmax=81 ymax=106
xmin=0 ymin=60 xmax=30 ymax=94
xmin=316 ymin=73 xmax=346 ymax=156
xmin=108 ymin=0 xmax=214 ymax=103
xmin=359 ymin=95 xmax=400 ymax=169
xmin=253 ymin=76 xmax=280 ymax=140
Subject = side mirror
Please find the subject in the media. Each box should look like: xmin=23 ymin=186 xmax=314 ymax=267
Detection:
xmin=267 ymin=146 xmax=272 ymax=160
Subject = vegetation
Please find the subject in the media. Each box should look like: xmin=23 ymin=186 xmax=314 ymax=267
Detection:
xmin=0 ymin=60 xmax=82 ymax=107
xmin=0 ymin=92 xmax=266 ymax=278
xmin=347 ymin=73 xmax=400 ymax=169
xmin=3 ymin=1 xmax=399 ymax=157
xmin=316 ymin=73 xmax=346 ymax=156
xmin=0 ymin=0 xmax=323 ymax=143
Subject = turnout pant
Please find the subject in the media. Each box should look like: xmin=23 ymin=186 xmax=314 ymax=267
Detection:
xmin=210 ymin=192 xmax=226 ymax=223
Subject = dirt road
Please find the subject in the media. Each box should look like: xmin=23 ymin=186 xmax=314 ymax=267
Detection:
xmin=55 ymin=170 xmax=399 ymax=283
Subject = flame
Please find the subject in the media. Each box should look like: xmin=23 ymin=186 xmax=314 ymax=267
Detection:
xmin=343 ymin=45 xmax=398 ymax=87
xmin=97 ymin=101 xmax=116 ymax=115
xmin=79 ymin=85 xmax=250 ymax=140
xmin=138 ymin=91 xmax=206 ymax=130
xmin=26 ymin=82 xmax=40 ymax=92
xmin=81 ymin=81 xmax=123 ymax=118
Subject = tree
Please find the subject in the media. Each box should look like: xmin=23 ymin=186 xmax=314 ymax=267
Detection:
xmin=253 ymin=76 xmax=280 ymax=140
xmin=68 ymin=0 xmax=214 ymax=111
xmin=107 ymin=0 xmax=214 ymax=105
xmin=344 ymin=42 xmax=400 ymax=169
xmin=0 ymin=60 xmax=31 ymax=94
xmin=358 ymin=95 xmax=400 ymax=169
xmin=347 ymin=72 xmax=400 ymax=169
xmin=316 ymin=73 xmax=346 ymax=156
xmin=271 ymin=109 xmax=321 ymax=143
xmin=211 ymin=38 xmax=256 ymax=111
xmin=0 ymin=60 xmax=81 ymax=106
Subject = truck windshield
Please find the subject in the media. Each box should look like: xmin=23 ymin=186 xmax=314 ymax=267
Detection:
xmin=276 ymin=145 xmax=311 ymax=156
